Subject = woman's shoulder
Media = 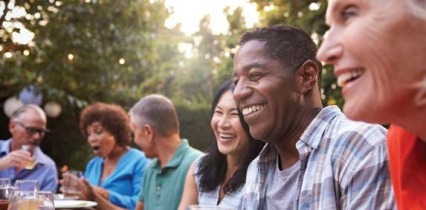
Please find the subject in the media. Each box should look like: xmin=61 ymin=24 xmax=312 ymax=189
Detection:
xmin=193 ymin=154 xmax=208 ymax=168
xmin=85 ymin=156 xmax=103 ymax=172
xmin=113 ymin=149 xmax=151 ymax=173
xmin=122 ymin=147 xmax=147 ymax=159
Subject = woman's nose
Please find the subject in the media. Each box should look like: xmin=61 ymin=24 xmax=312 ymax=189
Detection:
xmin=317 ymin=30 xmax=343 ymax=64
xmin=217 ymin=116 xmax=230 ymax=128
xmin=87 ymin=134 xmax=97 ymax=142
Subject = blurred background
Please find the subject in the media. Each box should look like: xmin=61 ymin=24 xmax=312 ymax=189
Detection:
xmin=0 ymin=0 xmax=341 ymax=171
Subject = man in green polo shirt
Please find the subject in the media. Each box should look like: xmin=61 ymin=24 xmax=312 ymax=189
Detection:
xmin=129 ymin=94 xmax=203 ymax=210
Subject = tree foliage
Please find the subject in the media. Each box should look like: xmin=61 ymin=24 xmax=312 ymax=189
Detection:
xmin=174 ymin=7 xmax=249 ymax=105
xmin=1 ymin=0 xmax=183 ymax=107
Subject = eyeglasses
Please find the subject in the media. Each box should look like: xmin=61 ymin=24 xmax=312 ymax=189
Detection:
xmin=14 ymin=121 xmax=49 ymax=136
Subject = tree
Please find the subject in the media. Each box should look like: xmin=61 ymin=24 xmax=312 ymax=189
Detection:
xmin=1 ymin=0 xmax=184 ymax=105
xmin=174 ymin=6 xmax=250 ymax=105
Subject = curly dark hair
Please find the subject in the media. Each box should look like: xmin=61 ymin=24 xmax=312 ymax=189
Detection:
xmin=79 ymin=103 xmax=131 ymax=147
xmin=239 ymin=25 xmax=322 ymax=83
xmin=197 ymin=80 xmax=265 ymax=194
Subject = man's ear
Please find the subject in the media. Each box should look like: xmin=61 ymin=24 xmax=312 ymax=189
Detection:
xmin=9 ymin=121 xmax=16 ymax=133
xmin=295 ymin=60 xmax=319 ymax=94
xmin=143 ymin=123 xmax=155 ymax=142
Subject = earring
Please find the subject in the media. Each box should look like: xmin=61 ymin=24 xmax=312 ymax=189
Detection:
xmin=414 ymin=75 xmax=426 ymax=106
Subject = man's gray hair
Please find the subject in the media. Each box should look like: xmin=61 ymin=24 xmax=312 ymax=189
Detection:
xmin=129 ymin=94 xmax=179 ymax=136
xmin=11 ymin=104 xmax=47 ymax=121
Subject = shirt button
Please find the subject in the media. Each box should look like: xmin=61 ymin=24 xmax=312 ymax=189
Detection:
xmin=156 ymin=186 xmax=160 ymax=190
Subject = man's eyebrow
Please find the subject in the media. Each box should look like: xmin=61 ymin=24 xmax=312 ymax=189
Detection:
xmin=232 ymin=62 xmax=267 ymax=77
xmin=244 ymin=63 xmax=266 ymax=71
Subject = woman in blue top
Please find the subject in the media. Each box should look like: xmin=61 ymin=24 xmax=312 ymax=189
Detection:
xmin=74 ymin=103 xmax=149 ymax=209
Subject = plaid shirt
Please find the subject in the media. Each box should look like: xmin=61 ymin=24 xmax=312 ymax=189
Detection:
xmin=243 ymin=106 xmax=395 ymax=210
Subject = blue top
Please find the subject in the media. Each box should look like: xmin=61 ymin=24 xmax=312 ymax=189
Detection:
xmin=84 ymin=148 xmax=150 ymax=209
xmin=0 ymin=139 xmax=58 ymax=192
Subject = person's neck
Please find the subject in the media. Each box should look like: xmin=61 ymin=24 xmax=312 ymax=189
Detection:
xmin=156 ymin=134 xmax=181 ymax=168
xmin=225 ymin=154 xmax=241 ymax=178
xmin=10 ymin=140 xmax=19 ymax=152
xmin=392 ymin=105 xmax=426 ymax=141
xmin=274 ymin=106 xmax=321 ymax=170
xmin=104 ymin=145 xmax=128 ymax=163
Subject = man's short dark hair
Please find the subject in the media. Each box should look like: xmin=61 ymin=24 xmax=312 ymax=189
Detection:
xmin=239 ymin=25 xmax=322 ymax=81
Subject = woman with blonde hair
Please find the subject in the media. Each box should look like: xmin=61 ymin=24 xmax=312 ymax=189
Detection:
xmin=317 ymin=0 xmax=426 ymax=209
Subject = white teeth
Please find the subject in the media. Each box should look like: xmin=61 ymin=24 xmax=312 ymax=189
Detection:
xmin=242 ymin=104 xmax=265 ymax=116
xmin=219 ymin=133 xmax=235 ymax=142
xmin=220 ymin=133 xmax=234 ymax=138
xmin=337 ymin=70 xmax=364 ymax=87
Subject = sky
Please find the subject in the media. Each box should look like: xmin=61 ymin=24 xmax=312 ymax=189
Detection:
xmin=164 ymin=0 xmax=259 ymax=35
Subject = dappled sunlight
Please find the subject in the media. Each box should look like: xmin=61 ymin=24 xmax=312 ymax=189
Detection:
xmin=164 ymin=0 xmax=259 ymax=35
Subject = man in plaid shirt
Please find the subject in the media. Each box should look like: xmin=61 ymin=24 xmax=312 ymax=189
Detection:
xmin=231 ymin=25 xmax=395 ymax=210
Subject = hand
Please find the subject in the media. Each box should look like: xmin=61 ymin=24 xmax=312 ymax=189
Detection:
xmin=92 ymin=186 xmax=109 ymax=199
xmin=79 ymin=179 xmax=95 ymax=201
xmin=59 ymin=172 xmax=84 ymax=199
xmin=80 ymin=180 xmax=123 ymax=210
xmin=0 ymin=150 xmax=32 ymax=170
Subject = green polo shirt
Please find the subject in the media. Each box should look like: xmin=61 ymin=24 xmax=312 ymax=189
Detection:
xmin=139 ymin=139 xmax=203 ymax=210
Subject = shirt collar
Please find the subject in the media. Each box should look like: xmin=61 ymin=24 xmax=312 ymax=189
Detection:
xmin=0 ymin=139 xmax=11 ymax=157
xmin=257 ymin=144 xmax=277 ymax=164
xmin=156 ymin=139 xmax=190 ymax=172
xmin=299 ymin=106 xmax=340 ymax=150
xmin=257 ymin=106 xmax=341 ymax=162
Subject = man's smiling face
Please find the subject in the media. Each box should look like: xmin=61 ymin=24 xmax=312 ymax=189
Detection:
xmin=232 ymin=39 xmax=301 ymax=143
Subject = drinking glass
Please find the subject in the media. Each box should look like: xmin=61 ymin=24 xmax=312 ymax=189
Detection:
xmin=21 ymin=145 xmax=36 ymax=170
xmin=37 ymin=191 xmax=55 ymax=210
xmin=61 ymin=170 xmax=83 ymax=199
xmin=0 ymin=178 xmax=12 ymax=210
xmin=8 ymin=191 xmax=38 ymax=210
xmin=7 ymin=191 xmax=54 ymax=210
xmin=13 ymin=180 xmax=39 ymax=192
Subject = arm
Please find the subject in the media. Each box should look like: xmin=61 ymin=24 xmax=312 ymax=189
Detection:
xmin=135 ymin=201 xmax=144 ymax=210
xmin=106 ymin=157 xmax=147 ymax=209
xmin=108 ymin=189 xmax=138 ymax=209
xmin=81 ymin=179 xmax=125 ymax=210
xmin=0 ymin=150 xmax=32 ymax=170
xmin=178 ymin=163 xmax=198 ymax=210
xmin=40 ymin=165 xmax=58 ymax=192
xmin=340 ymin=141 xmax=395 ymax=209
xmin=92 ymin=186 xmax=109 ymax=198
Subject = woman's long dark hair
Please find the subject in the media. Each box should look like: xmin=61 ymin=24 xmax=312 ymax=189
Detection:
xmin=197 ymin=80 xmax=265 ymax=194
